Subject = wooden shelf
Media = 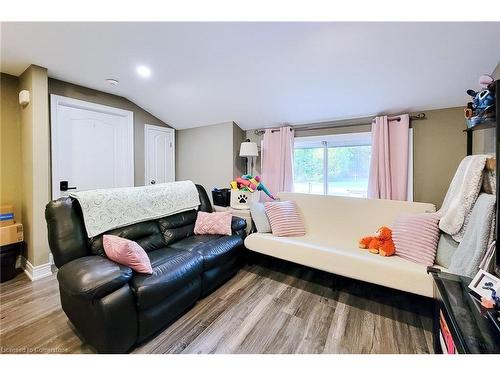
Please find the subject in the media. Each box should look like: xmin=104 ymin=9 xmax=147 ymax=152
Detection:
xmin=463 ymin=120 xmax=497 ymax=132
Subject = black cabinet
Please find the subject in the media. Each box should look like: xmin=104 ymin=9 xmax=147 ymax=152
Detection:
xmin=0 ymin=242 xmax=23 ymax=282
xmin=429 ymin=269 xmax=500 ymax=353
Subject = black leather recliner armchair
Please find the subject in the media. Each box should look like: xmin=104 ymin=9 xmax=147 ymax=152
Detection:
xmin=45 ymin=185 xmax=246 ymax=353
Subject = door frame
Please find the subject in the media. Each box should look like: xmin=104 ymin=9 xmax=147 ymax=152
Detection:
xmin=50 ymin=94 xmax=134 ymax=199
xmin=144 ymin=124 xmax=175 ymax=185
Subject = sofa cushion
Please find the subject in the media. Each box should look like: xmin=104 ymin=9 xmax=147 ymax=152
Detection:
xmin=168 ymin=234 xmax=222 ymax=252
xmin=167 ymin=234 xmax=242 ymax=270
xmin=185 ymin=235 xmax=243 ymax=270
xmin=245 ymin=233 xmax=445 ymax=297
xmin=90 ymin=220 xmax=165 ymax=256
xmin=131 ymin=248 xmax=203 ymax=310
xmin=276 ymin=192 xmax=435 ymax=241
xmin=158 ymin=210 xmax=197 ymax=246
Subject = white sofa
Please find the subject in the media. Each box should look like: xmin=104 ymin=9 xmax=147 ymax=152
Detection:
xmin=244 ymin=192 xmax=444 ymax=297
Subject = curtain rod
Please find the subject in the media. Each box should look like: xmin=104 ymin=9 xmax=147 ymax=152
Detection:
xmin=253 ymin=112 xmax=427 ymax=136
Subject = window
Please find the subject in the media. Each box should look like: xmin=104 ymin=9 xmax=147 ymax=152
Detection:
xmin=293 ymin=132 xmax=372 ymax=198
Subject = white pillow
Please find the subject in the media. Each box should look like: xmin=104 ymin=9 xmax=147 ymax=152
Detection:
xmin=250 ymin=202 xmax=271 ymax=233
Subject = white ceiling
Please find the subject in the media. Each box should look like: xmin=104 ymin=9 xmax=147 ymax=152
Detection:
xmin=1 ymin=22 xmax=499 ymax=130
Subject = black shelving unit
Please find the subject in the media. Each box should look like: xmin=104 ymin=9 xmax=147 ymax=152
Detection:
xmin=428 ymin=269 xmax=500 ymax=353
xmin=464 ymin=79 xmax=500 ymax=277
xmin=464 ymin=119 xmax=497 ymax=155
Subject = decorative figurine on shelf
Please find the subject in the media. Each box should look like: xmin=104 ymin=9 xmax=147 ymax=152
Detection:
xmin=479 ymin=74 xmax=494 ymax=88
xmin=464 ymin=102 xmax=474 ymax=119
xmin=466 ymin=74 xmax=496 ymax=126
xmin=481 ymin=282 xmax=500 ymax=309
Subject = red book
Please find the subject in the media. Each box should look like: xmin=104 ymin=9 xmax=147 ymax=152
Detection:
xmin=440 ymin=310 xmax=456 ymax=354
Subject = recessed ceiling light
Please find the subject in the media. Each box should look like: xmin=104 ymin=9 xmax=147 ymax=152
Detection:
xmin=136 ymin=65 xmax=151 ymax=78
xmin=105 ymin=78 xmax=119 ymax=86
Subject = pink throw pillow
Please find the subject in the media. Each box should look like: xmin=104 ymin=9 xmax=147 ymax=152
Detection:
xmin=194 ymin=211 xmax=232 ymax=236
xmin=103 ymin=235 xmax=153 ymax=274
xmin=264 ymin=201 xmax=306 ymax=237
xmin=392 ymin=212 xmax=440 ymax=266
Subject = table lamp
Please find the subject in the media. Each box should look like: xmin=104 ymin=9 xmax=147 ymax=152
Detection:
xmin=239 ymin=140 xmax=259 ymax=176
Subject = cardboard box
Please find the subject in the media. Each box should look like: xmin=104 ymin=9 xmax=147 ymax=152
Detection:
xmin=0 ymin=205 xmax=15 ymax=227
xmin=0 ymin=223 xmax=23 ymax=246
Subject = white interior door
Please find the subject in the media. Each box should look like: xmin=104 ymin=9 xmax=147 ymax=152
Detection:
xmin=51 ymin=95 xmax=134 ymax=199
xmin=145 ymin=124 xmax=175 ymax=185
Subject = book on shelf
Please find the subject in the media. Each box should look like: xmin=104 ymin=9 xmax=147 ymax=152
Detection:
xmin=439 ymin=310 xmax=456 ymax=354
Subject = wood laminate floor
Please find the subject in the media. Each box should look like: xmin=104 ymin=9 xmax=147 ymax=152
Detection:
xmin=0 ymin=255 xmax=434 ymax=354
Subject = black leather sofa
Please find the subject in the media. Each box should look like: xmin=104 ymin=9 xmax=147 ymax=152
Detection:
xmin=45 ymin=185 xmax=246 ymax=353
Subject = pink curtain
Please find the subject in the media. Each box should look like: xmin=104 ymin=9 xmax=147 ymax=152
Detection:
xmin=368 ymin=114 xmax=409 ymax=200
xmin=260 ymin=126 xmax=295 ymax=201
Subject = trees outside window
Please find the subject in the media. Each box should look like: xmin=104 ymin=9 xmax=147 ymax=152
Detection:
xmin=293 ymin=133 xmax=371 ymax=197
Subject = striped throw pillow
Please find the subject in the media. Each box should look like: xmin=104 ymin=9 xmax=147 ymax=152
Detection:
xmin=392 ymin=212 xmax=440 ymax=266
xmin=264 ymin=201 xmax=306 ymax=237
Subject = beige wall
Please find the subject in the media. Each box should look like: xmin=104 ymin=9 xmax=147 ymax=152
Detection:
xmin=0 ymin=73 xmax=23 ymax=222
xmin=232 ymin=122 xmax=246 ymax=177
xmin=412 ymin=107 xmax=467 ymax=207
xmin=48 ymin=79 xmax=171 ymax=186
xmin=492 ymin=62 xmax=500 ymax=80
xmin=176 ymin=121 xmax=245 ymax=200
xmin=247 ymin=107 xmax=468 ymax=209
xmin=19 ymin=65 xmax=51 ymax=267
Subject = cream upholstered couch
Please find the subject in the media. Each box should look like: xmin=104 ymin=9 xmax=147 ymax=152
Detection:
xmin=244 ymin=192 xmax=443 ymax=297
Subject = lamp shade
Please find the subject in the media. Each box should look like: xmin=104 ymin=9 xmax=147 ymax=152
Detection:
xmin=239 ymin=141 xmax=258 ymax=157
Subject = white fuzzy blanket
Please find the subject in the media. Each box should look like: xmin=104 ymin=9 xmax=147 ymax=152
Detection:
xmin=448 ymin=193 xmax=496 ymax=277
xmin=70 ymin=181 xmax=200 ymax=237
xmin=437 ymin=155 xmax=487 ymax=242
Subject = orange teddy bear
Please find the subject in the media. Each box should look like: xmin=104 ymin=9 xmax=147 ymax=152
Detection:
xmin=358 ymin=226 xmax=395 ymax=257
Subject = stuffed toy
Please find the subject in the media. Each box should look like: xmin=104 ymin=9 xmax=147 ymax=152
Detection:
xmin=234 ymin=174 xmax=276 ymax=199
xmin=358 ymin=226 xmax=396 ymax=257
xmin=466 ymin=74 xmax=496 ymax=126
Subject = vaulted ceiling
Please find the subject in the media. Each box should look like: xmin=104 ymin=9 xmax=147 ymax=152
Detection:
xmin=1 ymin=22 xmax=499 ymax=129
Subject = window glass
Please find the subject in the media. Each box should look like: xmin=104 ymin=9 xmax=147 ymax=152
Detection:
xmin=327 ymin=145 xmax=371 ymax=198
xmin=293 ymin=147 xmax=325 ymax=194
xmin=293 ymin=132 xmax=371 ymax=198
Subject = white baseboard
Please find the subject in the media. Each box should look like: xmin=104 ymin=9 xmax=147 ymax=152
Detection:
xmin=15 ymin=255 xmax=22 ymax=269
xmin=21 ymin=257 xmax=53 ymax=281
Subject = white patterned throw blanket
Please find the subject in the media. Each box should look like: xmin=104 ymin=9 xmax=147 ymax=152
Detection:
xmin=70 ymin=181 xmax=200 ymax=238
xmin=437 ymin=155 xmax=487 ymax=242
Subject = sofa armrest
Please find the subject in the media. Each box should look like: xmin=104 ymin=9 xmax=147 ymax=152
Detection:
xmin=231 ymin=216 xmax=247 ymax=240
xmin=57 ymin=256 xmax=133 ymax=300
xmin=231 ymin=216 xmax=247 ymax=232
